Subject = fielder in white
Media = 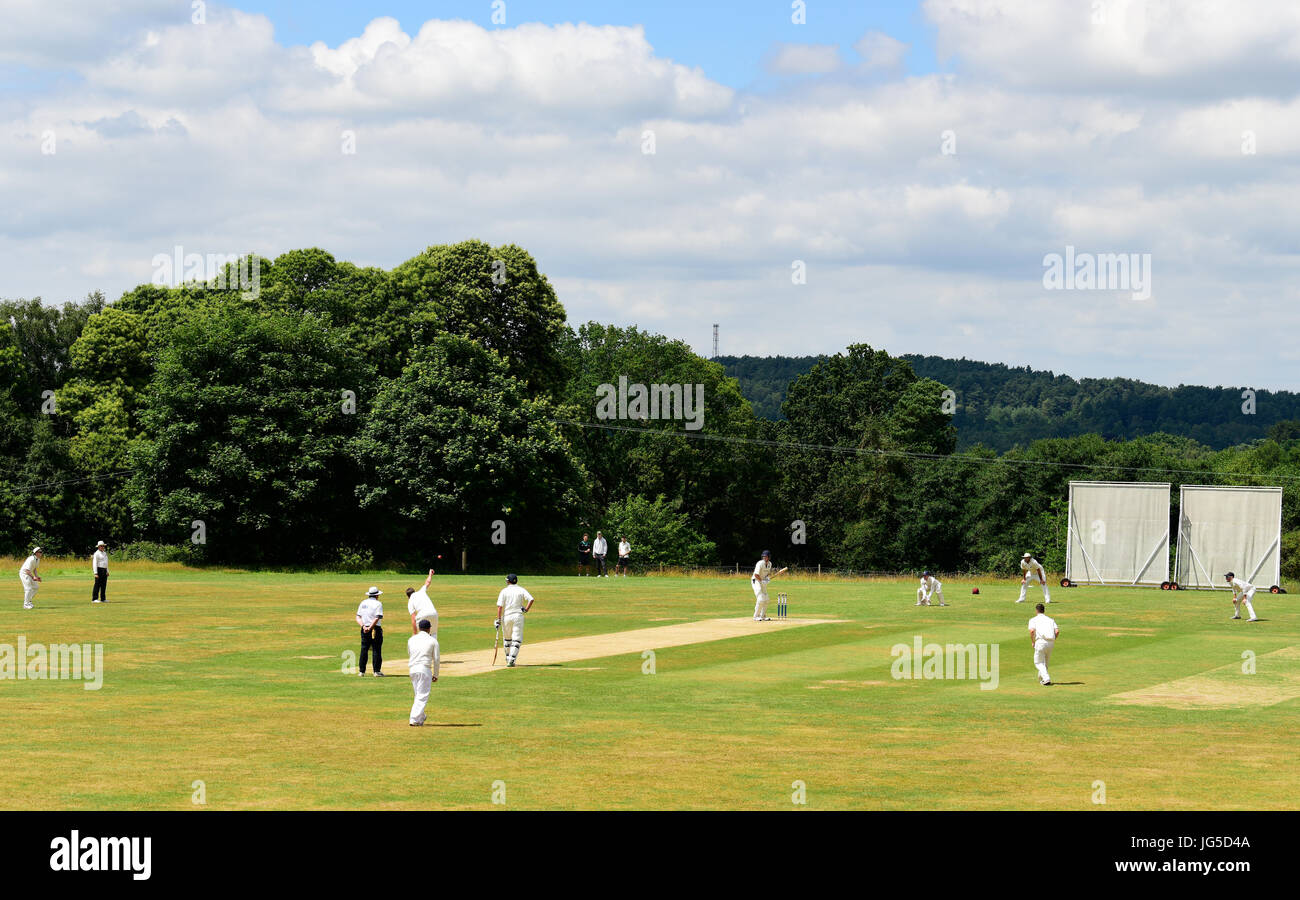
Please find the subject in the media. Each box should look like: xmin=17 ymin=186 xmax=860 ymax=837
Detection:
xmin=751 ymin=550 xmax=787 ymax=621
xmin=405 ymin=568 xmax=438 ymax=636
xmin=1017 ymin=552 xmax=1051 ymax=604
xmin=496 ymin=573 xmax=534 ymax=667
xmin=19 ymin=547 xmax=42 ymax=609
xmin=1225 ymin=572 xmax=1260 ymax=622
xmin=916 ymin=571 xmax=947 ymax=606
xmin=1027 ymin=603 xmax=1059 ymax=686
xmin=407 ymin=618 xmax=440 ymax=726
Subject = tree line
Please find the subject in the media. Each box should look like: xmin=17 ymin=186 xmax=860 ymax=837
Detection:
xmin=718 ymin=353 xmax=1300 ymax=452
xmin=3 ymin=242 xmax=1298 ymax=579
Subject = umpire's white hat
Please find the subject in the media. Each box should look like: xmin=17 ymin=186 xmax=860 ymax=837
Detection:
xmin=366 ymin=586 xmax=383 ymax=597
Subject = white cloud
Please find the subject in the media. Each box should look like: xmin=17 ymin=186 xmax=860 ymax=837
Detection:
xmin=853 ymin=31 xmax=907 ymax=70
xmin=765 ymin=43 xmax=841 ymax=75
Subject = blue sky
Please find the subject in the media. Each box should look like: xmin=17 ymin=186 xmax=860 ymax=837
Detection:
xmin=239 ymin=0 xmax=941 ymax=86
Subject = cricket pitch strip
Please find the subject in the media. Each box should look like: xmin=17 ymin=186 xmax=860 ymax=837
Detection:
xmin=381 ymin=616 xmax=846 ymax=676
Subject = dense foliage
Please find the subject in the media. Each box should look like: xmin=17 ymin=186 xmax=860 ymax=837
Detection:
xmin=4 ymin=248 xmax=1299 ymax=579
xmin=719 ymin=353 xmax=1300 ymax=452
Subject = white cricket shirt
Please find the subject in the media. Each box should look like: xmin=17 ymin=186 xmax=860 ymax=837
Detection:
xmin=408 ymin=587 xmax=437 ymax=622
xmin=753 ymin=559 xmax=773 ymax=583
xmin=619 ymin=541 xmax=631 ymax=557
xmin=408 ymin=632 xmax=440 ymax=676
xmin=92 ymin=549 xmax=109 ymax=572
xmin=356 ymin=598 xmax=384 ymax=627
xmin=20 ymin=555 xmax=39 ymax=580
xmin=593 ymin=537 xmax=608 ymax=555
xmin=1028 ymin=613 xmax=1058 ymax=641
xmin=497 ymin=584 xmax=534 ymax=616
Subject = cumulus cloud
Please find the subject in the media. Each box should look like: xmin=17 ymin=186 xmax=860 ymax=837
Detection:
xmin=765 ymin=43 xmax=842 ymax=75
xmin=854 ymin=31 xmax=907 ymax=70
xmin=4 ymin=2 xmax=1300 ymax=390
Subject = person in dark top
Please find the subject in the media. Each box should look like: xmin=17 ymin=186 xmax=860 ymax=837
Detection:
xmin=577 ymin=533 xmax=592 ymax=576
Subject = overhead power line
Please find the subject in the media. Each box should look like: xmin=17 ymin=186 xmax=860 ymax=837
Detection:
xmin=550 ymin=418 xmax=1300 ymax=483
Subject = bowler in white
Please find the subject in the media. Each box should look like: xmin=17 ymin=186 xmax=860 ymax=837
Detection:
xmin=19 ymin=547 xmax=42 ymax=609
xmin=407 ymin=618 xmax=440 ymax=726
xmin=405 ymin=568 xmax=438 ymax=635
xmin=1027 ymin=603 xmax=1059 ymax=686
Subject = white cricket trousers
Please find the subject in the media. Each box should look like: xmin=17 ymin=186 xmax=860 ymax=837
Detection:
xmin=503 ymin=612 xmax=524 ymax=663
xmin=1234 ymin=589 xmax=1257 ymax=619
xmin=20 ymin=575 xmax=37 ymax=608
xmin=409 ymin=669 xmax=433 ymax=725
xmin=1033 ymin=638 xmax=1054 ymax=684
xmin=917 ymin=584 xmax=944 ymax=605
xmin=1018 ymin=574 xmax=1051 ymax=604
xmin=752 ymin=579 xmax=769 ymax=619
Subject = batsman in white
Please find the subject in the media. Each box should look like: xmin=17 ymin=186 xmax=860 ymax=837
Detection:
xmin=405 ymin=568 xmax=438 ymax=636
xmin=1225 ymin=572 xmax=1260 ymax=622
xmin=19 ymin=547 xmax=42 ymax=610
xmin=1017 ymin=552 xmax=1051 ymax=604
xmin=751 ymin=550 xmax=787 ymax=621
xmin=916 ymin=571 xmax=947 ymax=606
xmin=496 ymin=573 xmax=535 ymax=667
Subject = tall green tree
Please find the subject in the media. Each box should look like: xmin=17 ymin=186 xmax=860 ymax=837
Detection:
xmin=354 ymin=334 xmax=585 ymax=569
xmin=127 ymin=308 xmax=369 ymax=562
xmin=390 ymin=241 xmax=569 ymax=396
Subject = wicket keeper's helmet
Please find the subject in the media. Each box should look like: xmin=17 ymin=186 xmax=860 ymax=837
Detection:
xmin=507 ymin=573 xmax=518 ymax=584
xmin=761 ymin=550 xmax=771 ymax=558
xmin=922 ymin=570 xmax=931 ymax=577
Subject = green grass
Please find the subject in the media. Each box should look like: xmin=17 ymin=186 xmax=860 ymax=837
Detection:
xmin=1 ymin=561 xmax=1295 ymax=810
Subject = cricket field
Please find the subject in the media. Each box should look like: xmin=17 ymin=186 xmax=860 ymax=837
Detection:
xmin=2 ymin=559 xmax=1296 ymax=810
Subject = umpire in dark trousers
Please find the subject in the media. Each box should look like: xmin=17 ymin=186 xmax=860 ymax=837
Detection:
xmin=91 ymin=540 xmax=110 ymax=603
xmin=355 ymin=586 xmax=385 ymax=676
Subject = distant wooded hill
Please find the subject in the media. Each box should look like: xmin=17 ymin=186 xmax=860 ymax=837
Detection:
xmin=715 ymin=354 xmax=1300 ymax=451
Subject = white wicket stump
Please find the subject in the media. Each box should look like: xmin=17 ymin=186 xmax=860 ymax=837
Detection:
xmin=777 ymin=593 xmax=788 ymax=619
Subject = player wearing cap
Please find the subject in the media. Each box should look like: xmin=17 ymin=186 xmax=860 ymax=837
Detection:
xmin=19 ymin=547 xmax=42 ymax=610
xmin=1225 ymin=572 xmax=1260 ymax=622
xmin=91 ymin=540 xmax=110 ymax=604
xmin=405 ymin=569 xmax=438 ymax=636
xmin=496 ymin=574 xmax=534 ymax=667
xmin=407 ymin=618 xmax=440 ymax=726
xmin=916 ymin=571 xmax=947 ymax=606
xmin=751 ymin=551 xmax=787 ymax=621
xmin=1027 ymin=603 xmax=1059 ymax=685
xmin=355 ymin=587 xmax=385 ymax=677
xmin=1017 ymin=553 xmax=1051 ymax=604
